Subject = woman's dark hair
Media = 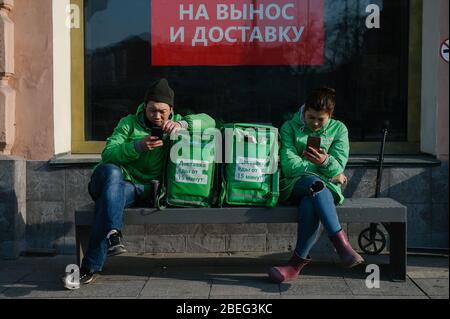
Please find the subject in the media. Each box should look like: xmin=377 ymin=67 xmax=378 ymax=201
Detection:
xmin=305 ymin=87 xmax=336 ymax=115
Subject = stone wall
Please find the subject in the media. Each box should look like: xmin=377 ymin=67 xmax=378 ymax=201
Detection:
xmin=15 ymin=160 xmax=447 ymax=258
xmin=0 ymin=155 xmax=26 ymax=259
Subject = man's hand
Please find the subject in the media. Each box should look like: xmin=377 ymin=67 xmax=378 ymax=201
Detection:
xmin=136 ymin=136 xmax=164 ymax=152
xmin=162 ymin=120 xmax=182 ymax=135
xmin=331 ymin=173 xmax=348 ymax=185
xmin=303 ymin=147 xmax=329 ymax=166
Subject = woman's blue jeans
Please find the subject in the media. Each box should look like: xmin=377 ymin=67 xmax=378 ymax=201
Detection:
xmin=81 ymin=164 xmax=144 ymax=273
xmin=292 ymin=175 xmax=342 ymax=259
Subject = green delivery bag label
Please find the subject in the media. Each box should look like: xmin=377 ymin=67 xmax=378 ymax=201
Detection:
xmin=165 ymin=132 xmax=217 ymax=208
xmin=219 ymin=124 xmax=280 ymax=208
xmin=175 ymin=159 xmax=210 ymax=185
xmin=235 ymin=157 xmax=268 ymax=183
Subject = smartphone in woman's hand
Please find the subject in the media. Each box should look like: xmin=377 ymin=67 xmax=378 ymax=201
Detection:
xmin=307 ymin=136 xmax=321 ymax=151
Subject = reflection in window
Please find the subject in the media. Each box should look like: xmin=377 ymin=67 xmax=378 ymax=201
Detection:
xmin=84 ymin=0 xmax=409 ymax=142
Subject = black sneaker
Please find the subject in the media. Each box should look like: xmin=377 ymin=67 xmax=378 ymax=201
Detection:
xmin=79 ymin=267 xmax=97 ymax=285
xmin=107 ymin=231 xmax=127 ymax=256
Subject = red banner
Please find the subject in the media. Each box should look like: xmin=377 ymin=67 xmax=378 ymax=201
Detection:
xmin=151 ymin=0 xmax=324 ymax=66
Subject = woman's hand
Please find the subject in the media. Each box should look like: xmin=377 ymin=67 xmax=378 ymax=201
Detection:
xmin=303 ymin=147 xmax=329 ymax=166
xmin=162 ymin=120 xmax=182 ymax=135
xmin=331 ymin=174 xmax=348 ymax=185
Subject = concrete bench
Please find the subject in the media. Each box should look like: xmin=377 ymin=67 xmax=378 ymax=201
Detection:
xmin=75 ymin=198 xmax=407 ymax=281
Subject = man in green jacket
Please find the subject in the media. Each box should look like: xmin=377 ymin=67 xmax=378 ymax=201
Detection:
xmin=80 ymin=79 xmax=216 ymax=285
xmin=269 ymin=87 xmax=364 ymax=284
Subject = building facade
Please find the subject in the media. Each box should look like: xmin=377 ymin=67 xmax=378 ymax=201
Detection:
xmin=0 ymin=0 xmax=448 ymax=258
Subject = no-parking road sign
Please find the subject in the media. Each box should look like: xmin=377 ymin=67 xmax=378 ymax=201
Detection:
xmin=441 ymin=38 xmax=449 ymax=63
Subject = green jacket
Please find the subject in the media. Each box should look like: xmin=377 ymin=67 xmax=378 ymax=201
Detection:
xmin=279 ymin=106 xmax=350 ymax=205
xmin=95 ymin=103 xmax=216 ymax=197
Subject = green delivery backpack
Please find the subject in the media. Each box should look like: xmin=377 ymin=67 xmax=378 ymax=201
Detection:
xmin=158 ymin=131 xmax=218 ymax=209
xmin=219 ymin=123 xmax=280 ymax=208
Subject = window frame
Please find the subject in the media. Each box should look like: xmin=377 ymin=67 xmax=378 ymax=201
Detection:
xmin=71 ymin=0 xmax=422 ymax=155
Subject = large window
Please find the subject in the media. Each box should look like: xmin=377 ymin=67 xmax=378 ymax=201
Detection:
xmin=76 ymin=0 xmax=419 ymax=153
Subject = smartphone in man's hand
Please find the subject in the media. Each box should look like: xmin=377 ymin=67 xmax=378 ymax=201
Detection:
xmin=151 ymin=127 xmax=164 ymax=140
xmin=307 ymin=136 xmax=321 ymax=151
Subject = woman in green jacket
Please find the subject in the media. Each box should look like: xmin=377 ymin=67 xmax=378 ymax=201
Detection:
xmin=269 ymin=88 xmax=364 ymax=284
xmin=80 ymin=79 xmax=216 ymax=285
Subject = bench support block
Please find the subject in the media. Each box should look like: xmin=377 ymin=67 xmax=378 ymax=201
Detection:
xmin=76 ymin=226 xmax=91 ymax=267
xmin=386 ymin=222 xmax=407 ymax=282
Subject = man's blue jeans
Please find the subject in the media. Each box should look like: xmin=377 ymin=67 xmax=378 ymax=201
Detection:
xmin=291 ymin=175 xmax=343 ymax=259
xmin=81 ymin=164 xmax=144 ymax=273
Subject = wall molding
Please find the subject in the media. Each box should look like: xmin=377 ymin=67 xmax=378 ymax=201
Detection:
xmin=0 ymin=0 xmax=15 ymax=155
